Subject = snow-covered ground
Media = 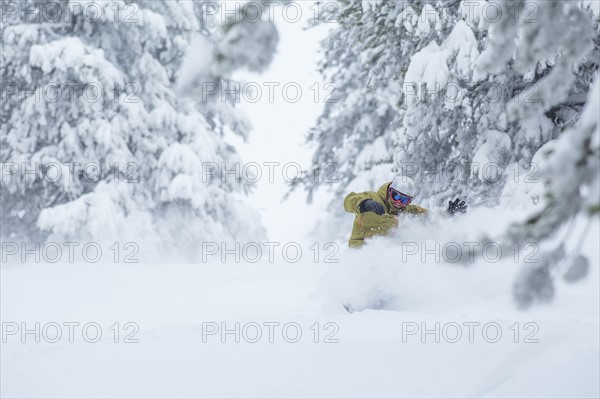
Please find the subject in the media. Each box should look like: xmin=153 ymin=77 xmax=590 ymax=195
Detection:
xmin=2 ymin=208 xmax=598 ymax=398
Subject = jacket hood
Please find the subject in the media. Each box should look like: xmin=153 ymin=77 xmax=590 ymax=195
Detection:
xmin=377 ymin=181 xmax=391 ymax=199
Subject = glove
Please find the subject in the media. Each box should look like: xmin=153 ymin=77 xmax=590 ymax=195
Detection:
xmin=447 ymin=198 xmax=467 ymax=215
xmin=359 ymin=199 xmax=385 ymax=215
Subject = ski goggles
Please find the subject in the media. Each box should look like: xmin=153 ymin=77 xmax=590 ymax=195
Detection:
xmin=389 ymin=188 xmax=413 ymax=205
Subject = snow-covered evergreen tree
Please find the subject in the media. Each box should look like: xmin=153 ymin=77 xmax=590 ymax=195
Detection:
xmin=475 ymin=0 xmax=599 ymax=207
xmin=299 ymin=0 xmax=598 ymax=241
xmin=396 ymin=2 xmax=485 ymax=207
xmin=473 ymin=1 xmax=600 ymax=307
xmin=399 ymin=0 xmax=598 ymax=207
xmin=1 ymin=0 xmax=278 ymax=256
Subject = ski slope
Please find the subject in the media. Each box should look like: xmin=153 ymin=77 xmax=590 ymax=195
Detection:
xmin=2 ymin=208 xmax=599 ymax=398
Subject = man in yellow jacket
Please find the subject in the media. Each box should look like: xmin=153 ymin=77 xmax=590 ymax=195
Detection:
xmin=344 ymin=176 xmax=466 ymax=248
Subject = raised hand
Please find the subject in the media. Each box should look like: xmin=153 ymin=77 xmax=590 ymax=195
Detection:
xmin=447 ymin=198 xmax=467 ymax=215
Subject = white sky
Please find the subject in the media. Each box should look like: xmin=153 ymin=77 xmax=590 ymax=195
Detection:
xmin=232 ymin=5 xmax=334 ymax=243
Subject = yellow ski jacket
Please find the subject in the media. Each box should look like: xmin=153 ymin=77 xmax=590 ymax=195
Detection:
xmin=343 ymin=181 xmax=428 ymax=248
